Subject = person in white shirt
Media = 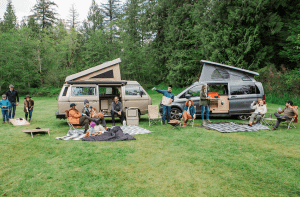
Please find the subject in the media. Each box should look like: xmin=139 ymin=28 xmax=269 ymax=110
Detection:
xmin=248 ymin=99 xmax=267 ymax=126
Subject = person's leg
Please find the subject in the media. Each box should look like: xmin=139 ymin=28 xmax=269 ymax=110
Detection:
xmin=25 ymin=112 xmax=28 ymax=120
xmin=162 ymin=105 xmax=167 ymax=124
xmin=29 ymin=110 xmax=33 ymax=120
xmin=101 ymin=117 xmax=106 ymax=127
xmin=12 ymin=103 xmax=16 ymax=119
xmin=120 ymin=111 xmax=125 ymax=123
xmin=201 ymin=105 xmax=205 ymax=120
xmin=187 ymin=114 xmax=192 ymax=120
xmin=8 ymin=103 xmax=13 ymax=119
xmin=2 ymin=111 xmax=5 ymax=123
xmin=182 ymin=111 xmax=188 ymax=123
xmin=111 ymin=111 xmax=116 ymax=124
xmin=5 ymin=110 xmax=9 ymax=122
xmin=255 ymin=115 xmax=262 ymax=123
xmin=205 ymin=105 xmax=211 ymax=123
xmin=249 ymin=113 xmax=256 ymax=125
xmin=83 ymin=119 xmax=89 ymax=132
xmin=167 ymin=106 xmax=171 ymax=123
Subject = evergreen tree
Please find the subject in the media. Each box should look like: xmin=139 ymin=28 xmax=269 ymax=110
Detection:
xmin=84 ymin=0 xmax=104 ymax=33
xmin=31 ymin=0 xmax=58 ymax=29
xmin=67 ymin=4 xmax=80 ymax=30
xmin=1 ymin=0 xmax=17 ymax=32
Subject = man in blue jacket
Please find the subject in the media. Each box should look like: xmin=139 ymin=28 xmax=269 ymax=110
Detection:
xmin=153 ymin=85 xmax=175 ymax=124
xmin=6 ymin=84 xmax=19 ymax=119
xmin=0 ymin=94 xmax=11 ymax=124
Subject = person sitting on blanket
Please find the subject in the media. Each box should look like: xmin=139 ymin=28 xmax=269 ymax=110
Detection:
xmin=82 ymin=99 xmax=107 ymax=130
xmin=69 ymin=103 xmax=94 ymax=133
xmin=248 ymin=99 xmax=267 ymax=126
xmin=270 ymin=100 xmax=298 ymax=130
xmin=84 ymin=121 xmax=103 ymax=137
xmin=182 ymin=100 xmax=196 ymax=127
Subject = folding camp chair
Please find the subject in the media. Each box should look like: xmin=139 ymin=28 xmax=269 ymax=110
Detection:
xmin=283 ymin=106 xmax=298 ymax=129
xmin=65 ymin=110 xmax=85 ymax=134
xmin=180 ymin=115 xmax=195 ymax=127
xmin=148 ymin=105 xmax=162 ymax=126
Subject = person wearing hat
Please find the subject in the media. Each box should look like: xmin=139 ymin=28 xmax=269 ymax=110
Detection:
xmin=24 ymin=95 xmax=34 ymax=122
xmin=271 ymin=100 xmax=298 ymax=130
xmin=69 ymin=103 xmax=94 ymax=132
xmin=0 ymin=94 xmax=11 ymax=124
xmin=6 ymin=84 xmax=19 ymax=119
xmin=152 ymin=85 xmax=175 ymax=124
xmin=82 ymin=99 xmax=107 ymax=130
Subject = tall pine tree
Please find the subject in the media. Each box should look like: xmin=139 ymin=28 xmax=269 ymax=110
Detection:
xmin=31 ymin=0 xmax=58 ymax=29
xmin=1 ymin=0 xmax=17 ymax=32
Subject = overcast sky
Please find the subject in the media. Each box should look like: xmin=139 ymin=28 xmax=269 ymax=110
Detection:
xmin=0 ymin=0 xmax=125 ymax=23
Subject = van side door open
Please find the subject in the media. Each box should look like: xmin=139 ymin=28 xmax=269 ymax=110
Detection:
xmin=228 ymin=82 xmax=257 ymax=114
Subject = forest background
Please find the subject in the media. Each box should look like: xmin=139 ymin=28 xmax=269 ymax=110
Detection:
xmin=0 ymin=0 xmax=299 ymax=103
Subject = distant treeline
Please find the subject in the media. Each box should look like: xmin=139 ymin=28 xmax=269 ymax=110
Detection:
xmin=0 ymin=0 xmax=299 ymax=97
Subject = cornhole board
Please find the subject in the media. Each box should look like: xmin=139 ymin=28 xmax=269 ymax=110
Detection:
xmin=23 ymin=128 xmax=50 ymax=138
xmin=9 ymin=119 xmax=30 ymax=126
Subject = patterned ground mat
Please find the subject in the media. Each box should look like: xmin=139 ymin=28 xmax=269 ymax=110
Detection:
xmin=197 ymin=122 xmax=270 ymax=133
xmin=55 ymin=125 xmax=152 ymax=141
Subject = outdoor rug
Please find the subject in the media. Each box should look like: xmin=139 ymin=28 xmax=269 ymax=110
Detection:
xmin=55 ymin=125 xmax=153 ymax=141
xmin=198 ymin=122 xmax=270 ymax=133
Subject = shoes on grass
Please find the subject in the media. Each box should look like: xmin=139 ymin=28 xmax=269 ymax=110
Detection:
xmin=270 ymin=127 xmax=277 ymax=131
xmin=207 ymin=120 xmax=212 ymax=123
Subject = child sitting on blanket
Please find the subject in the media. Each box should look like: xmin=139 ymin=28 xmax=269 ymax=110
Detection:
xmin=84 ymin=121 xmax=103 ymax=137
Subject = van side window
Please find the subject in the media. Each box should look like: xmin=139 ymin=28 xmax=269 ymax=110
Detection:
xmin=230 ymin=85 xmax=257 ymax=95
xmin=71 ymin=87 xmax=96 ymax=96
xmin=125 ymin=86 xmax=146 ymax=95
xmin=99 ymin=87 xmax=113 ymax=95
xmin=187 ymin=86 xmax=200 ymax=97
xmin=62 ymin=87 xmax=68 ymax=96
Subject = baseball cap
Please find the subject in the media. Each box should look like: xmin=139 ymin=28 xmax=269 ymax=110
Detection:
xmin=70 ymin=103 xmax=76 ymax=107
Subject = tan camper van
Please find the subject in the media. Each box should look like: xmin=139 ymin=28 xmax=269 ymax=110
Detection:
xmin=55 ymin=58 xmax=152 ymax=119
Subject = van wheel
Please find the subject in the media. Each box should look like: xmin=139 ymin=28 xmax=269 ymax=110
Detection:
xmin=170 ymin=108 xmax=182 ymax=120
xmin=237 ymin=115 xmax=250 ymax=120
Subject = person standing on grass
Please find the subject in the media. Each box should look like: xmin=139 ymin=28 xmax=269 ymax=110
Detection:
xmin=6 ymin=84 xmax=19 ymax=119
xmin=111 ymin=96 xmax=125 ymax=126
xmin=270 ymin=100 xmax=298 ymax=130
xmin=153 ymin=85 xmax=175 ymax=125
xmin=0 ymin=94 xmax=11 ymax=124
xmin=24 ymin=95 xmax=34 ymax=122
xmin=200 ymin=85 xmax=212 ymax=125
xmin=182 ymin=100 xmax=196 ymax=127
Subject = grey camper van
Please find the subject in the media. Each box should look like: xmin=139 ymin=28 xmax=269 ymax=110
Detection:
xmin=159 ymin=60 xmax=265 ymax=120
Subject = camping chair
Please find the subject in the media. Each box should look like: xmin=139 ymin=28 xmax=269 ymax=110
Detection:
xmin=148 ymin=105 xmax=162 ymax=126
xmin=283 ymin=106 xmax=298 ymax=129
xmin=180 ymin=114 xmax=195 ymax=127
xmin=65 ymin=110 xmax=85 ymax=134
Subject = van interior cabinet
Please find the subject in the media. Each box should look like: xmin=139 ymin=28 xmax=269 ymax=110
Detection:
xmin=210 ymin=96 xmax=229 ymax=113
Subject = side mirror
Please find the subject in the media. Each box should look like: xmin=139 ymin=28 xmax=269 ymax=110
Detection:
xmin=139 ymin=90 xmax=143 ymax=97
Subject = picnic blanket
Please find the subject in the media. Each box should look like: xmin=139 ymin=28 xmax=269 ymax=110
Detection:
xmin=199 ymin=122 xmax=270 ymax=133
xmin=82 ymin=126 xmax=135 ymax=141
xmin=120 ymin=125 xmax=152 ymax=135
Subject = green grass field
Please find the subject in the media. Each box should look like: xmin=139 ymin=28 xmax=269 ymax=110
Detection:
xmin=0 ymin=93 xmax=299 ymax=196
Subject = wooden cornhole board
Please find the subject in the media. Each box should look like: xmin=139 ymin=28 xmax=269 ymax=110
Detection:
xmin=23 ymin=129 xmax=50 ymax=138
xmin=9 ymin=119 xmax=30 ymax=126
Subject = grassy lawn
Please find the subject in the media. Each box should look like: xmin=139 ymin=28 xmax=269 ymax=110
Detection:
xmin=0 ymin=93 xmax=299 ymax=196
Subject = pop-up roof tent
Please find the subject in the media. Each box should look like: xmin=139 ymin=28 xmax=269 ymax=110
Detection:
xmin=199 ymin=60 xmax=260 ymax=82
xmin=65 ymin=58 xmax=124 ymax=84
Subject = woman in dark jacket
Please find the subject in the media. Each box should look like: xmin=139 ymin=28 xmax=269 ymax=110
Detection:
xmin=24 ymin=95 xmax=34 ymax=122
xmin=182 ymin=100 xmax=196 ymax=127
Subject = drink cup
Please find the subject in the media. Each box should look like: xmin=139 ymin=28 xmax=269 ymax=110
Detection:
xmin=269 ymin=114 xmax=272 ymax=118
xmin=152 ymin=87 xmax=155 ymax=91
xmin=278 ymin=107 xmax=281 ymax=112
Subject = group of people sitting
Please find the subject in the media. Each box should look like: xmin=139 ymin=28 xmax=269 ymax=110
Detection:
xmin=248 ymin=99 xmax=298 ymax=130
xmin=67 ymin=96 xmax=125 ymax=133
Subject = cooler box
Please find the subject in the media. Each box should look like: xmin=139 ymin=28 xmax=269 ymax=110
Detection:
xmin=126 ymin=107 xmax=139 ymax=125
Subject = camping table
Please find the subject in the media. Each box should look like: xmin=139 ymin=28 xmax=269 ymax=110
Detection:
xmin=22 ymin=128 xmax=50 ymax=138
xmin=9 ymin=119 xmax=30 ymax=126
xmin=262 ymin=118 xmax=277 ymax=127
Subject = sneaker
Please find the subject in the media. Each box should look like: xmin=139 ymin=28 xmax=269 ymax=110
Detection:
xmin=163 ymin=122 xmax=165 ymax=125
xmin=182 ymin=124 xmax=187 ymax=127
xmin=202 ymin=120 xmax=206 ymax=125
xmin=270 ymin=127 xmax=277 ymax=131
xmin=2 ymin=121 xmax=5 ymax=124
xmin=29 ymin=119 xmax=31 ymax=123
xmin=207 ymin=120 xmax=212 ymax=123
xmin=248 ymin=123 xmax=252 ymax=127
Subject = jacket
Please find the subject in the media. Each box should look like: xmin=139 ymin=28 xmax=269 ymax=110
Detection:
xmin=156 ymin=89 xmax=175 ymax=106
xmin=251 ymin=103 xmax=267 ymax=115
xmin=183 ymin=106 xmax=195 ymax=117
xmin=6 ymin=90 xmax=19 ymax=103
xmin=24 ymin=99 xmax=34 ymax=113
xmin=111 ymin=101 xmax=123 ymax=113
xmin=69 ymin=109 xmax=82 ymax=124
xmin=82 ymin=106 xmax=93 ymax=116
xmin=200 ymin=91 xmax=209 ymax=106
xmin=0 ymin=99 xmax=11 ymax=111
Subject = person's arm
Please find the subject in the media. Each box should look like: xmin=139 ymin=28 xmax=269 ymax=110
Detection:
xmin=24 ymin=100 xmax=28 ymax=112
xmin=70 ymin=110 xmax=82 ymax=118
xmin=31 ymin=100 xmax=34 ymax=110
xmin=262 ymin=105 xmax=267 ymax=115
xmin=250 ymin=102 xmax=256 ymax=109
xmin=278 ymin=107 xmax=285 ymax=114
xmin=292 ymin=106 xmax=298 ymax=116
xmin=111 ymin=102 xmax=118 ymax=113
xmin=119 ymin=102 xmax=123 ymax=112
xmin=16 ymin=91 xmax=19 ymax=103
xmin=156 ymin=89 xmax=165 ymax=94
xmin=0 ymin=101 xmax=2 ymax=108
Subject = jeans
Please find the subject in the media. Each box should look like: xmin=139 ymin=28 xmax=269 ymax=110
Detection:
xmin=25 ymin=110 xmax=33 ymax=120
xmin=79 ymin=115 xmax=94 ymax=132
xmin=274 ymin=112 xmax=291 ymax=129
xmin=201 ymin=105 xmax=209 ymax=120
xmin=162 ymin=105 xmax=171 ymax=123
xmin=2 ymin=110 xmax=9 ymax=121
xmin=93 ymin=117 xmax=106 ymax=127
xmin=111 ymin=111 xmax=125 ymax=124
xmin=9 ymin=102 xmax=16 ymax=119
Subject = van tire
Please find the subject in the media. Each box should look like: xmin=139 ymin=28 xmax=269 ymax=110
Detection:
xmin=237 ymin=115 xmax=250 ymax=120
xmin=170 ymin=108 xmax=182 ymax=120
